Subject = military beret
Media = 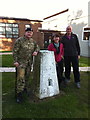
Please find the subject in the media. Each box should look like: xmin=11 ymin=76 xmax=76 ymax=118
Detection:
xmin=25 ymin=28 xmax=33 ymax=32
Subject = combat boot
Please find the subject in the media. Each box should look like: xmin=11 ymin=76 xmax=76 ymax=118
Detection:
xmin=16 ymin=92 xmax=23 ymax=103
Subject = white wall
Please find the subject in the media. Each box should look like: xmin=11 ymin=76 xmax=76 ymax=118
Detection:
xmin=88 ymin=1 xmax=90 ymax=26
xmin=42 ymin=12 xmax=68 ymax=31
xmin=42 ymin=1 xmax=89 ymax=57
xmin=70 ymin=14 xmax=88 ymax=57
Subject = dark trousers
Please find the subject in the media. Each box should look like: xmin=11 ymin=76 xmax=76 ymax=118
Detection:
xmin=64 ymin=56 xmax=80 ymax=83
xmin=56 ymin=59 xmax=64 ymax=88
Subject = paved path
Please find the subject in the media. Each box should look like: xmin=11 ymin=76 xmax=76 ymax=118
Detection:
xmin=0 ymin=67 xmax=90 ymax=72
xmin=0 ymin=52 xmax=12 ymax=55
xmin=0 ymin=67 xmax=16 ymax=72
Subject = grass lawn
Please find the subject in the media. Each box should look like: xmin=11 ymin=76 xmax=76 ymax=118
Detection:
xmin=79 ymin=56 xmax=90 ymax=67
xmin=2 ymin=72 xmax=89 ymax=119
xmin=0 ymin=51 xmax=12 ymax=53
xmin=1 ymin=55 xmax=14 ymax=67
xmin=1 ymin=54 xmax=90 ymax=67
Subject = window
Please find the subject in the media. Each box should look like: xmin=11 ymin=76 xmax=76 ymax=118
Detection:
xmin=0 ymin=23 xmax=19 ymax=38
xmin=83 ymin=27 xmax=90 ymax=40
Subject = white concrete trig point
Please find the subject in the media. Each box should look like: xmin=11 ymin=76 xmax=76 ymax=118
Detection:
xmin=33 ymin=50 xmax=60 ymax=99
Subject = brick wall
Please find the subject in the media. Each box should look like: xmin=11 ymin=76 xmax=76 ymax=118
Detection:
xmin=0 ymin=18 xmax=43 ymax=51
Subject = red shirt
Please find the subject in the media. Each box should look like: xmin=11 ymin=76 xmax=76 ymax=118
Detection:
xmin=48 ymin=43 xmax=64 ymax=62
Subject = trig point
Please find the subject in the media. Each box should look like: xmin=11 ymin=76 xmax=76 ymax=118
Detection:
xmin=32 ymin=50 xmax=60 ymax=99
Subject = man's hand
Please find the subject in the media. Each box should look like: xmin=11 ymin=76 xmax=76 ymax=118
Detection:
xmin=14 ymin=62 xmax=19 ymax=67
xmin=78 ymin=55 xmax=80 ymax=59
xmin=32 ymin=52 xmax=38 ymax=56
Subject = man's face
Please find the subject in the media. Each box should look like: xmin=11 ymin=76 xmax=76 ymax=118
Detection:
xmin=25 ymin=31 xmax=33 ymax=38
xmin=66 ymin=26 xmax=72 ymax=35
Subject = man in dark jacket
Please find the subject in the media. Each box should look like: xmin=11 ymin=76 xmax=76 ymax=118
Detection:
xmin=61 ymin=26 xmax=81 ymax=88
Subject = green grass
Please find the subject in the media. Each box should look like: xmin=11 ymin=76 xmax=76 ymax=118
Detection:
xmin=79 ymin=56 xmax=90 ymax=67
xmin=2 ymin=72 xmax=89 ymax=118
xmin=1 ymin=55 xmax=14 ymax=67
xmin=1 ymin=55 xmax=90 ymax=67
xmin=0 ymin=51 xmax=12 ymax=53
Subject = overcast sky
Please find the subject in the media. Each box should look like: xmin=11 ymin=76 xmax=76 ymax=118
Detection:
xmin=0 ymin=0 xmax=89 ymax=20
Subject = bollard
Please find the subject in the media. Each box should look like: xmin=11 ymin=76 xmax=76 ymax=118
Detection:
xmin=32 ymin=50 xmax=60 ymax=99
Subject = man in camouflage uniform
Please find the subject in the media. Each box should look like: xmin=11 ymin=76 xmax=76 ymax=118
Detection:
xmin=13 ymin=27 xmax=40 ymax=103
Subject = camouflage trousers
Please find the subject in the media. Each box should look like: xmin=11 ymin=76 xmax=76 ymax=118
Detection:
xmin=15 ymin=65 xmax=31 ymax=95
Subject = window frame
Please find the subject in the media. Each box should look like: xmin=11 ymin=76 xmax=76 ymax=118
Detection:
xmin=82 ymin=27 xmax=90 ymax=41
xmin=0 ymin=22 xmax=19 ymax=38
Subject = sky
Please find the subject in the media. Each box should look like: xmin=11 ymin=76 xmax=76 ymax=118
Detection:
xmin=0 ymin=0 xmax=89 ymax=20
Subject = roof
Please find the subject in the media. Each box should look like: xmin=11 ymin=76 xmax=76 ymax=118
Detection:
xmin=43 ymin=9 xmax=69 ymax=20
xmin=38 ymin=28 xmax=65 ymax=33
xmin=0 ymin=16 xmax=43 ymax=22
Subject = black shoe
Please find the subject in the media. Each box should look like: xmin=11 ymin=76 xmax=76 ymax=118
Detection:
xmin=64 ymin=78 xmax=70 ymax=85
xmin=16 ymin=92 xmax=23 ymax=103
xmin=16 ymin=98 xmax=21 ymax=103
xmin=76 ymin=82 xmax=81 ymax=89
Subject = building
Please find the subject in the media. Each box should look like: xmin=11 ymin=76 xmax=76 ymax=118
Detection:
xmin=0 ymin=16 xmax=64 ymax=51
xmin=0 ymin=17 xmax=43 ymax=51
xmin=42 ymin=1 xmax=90 ymax=57
xmin=69 ymin=1 xmax=90 ymax=57
xmin=38 ymin=28 xmax=65 ymax=48
xmin=1 ymin=1 xmax=90 ymax=54
xmin=38 ymin=9 xmax=69 ymax=48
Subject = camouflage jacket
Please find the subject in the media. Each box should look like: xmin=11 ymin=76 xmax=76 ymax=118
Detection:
xmin=13 ymin=36 xmax=40 ymax=66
